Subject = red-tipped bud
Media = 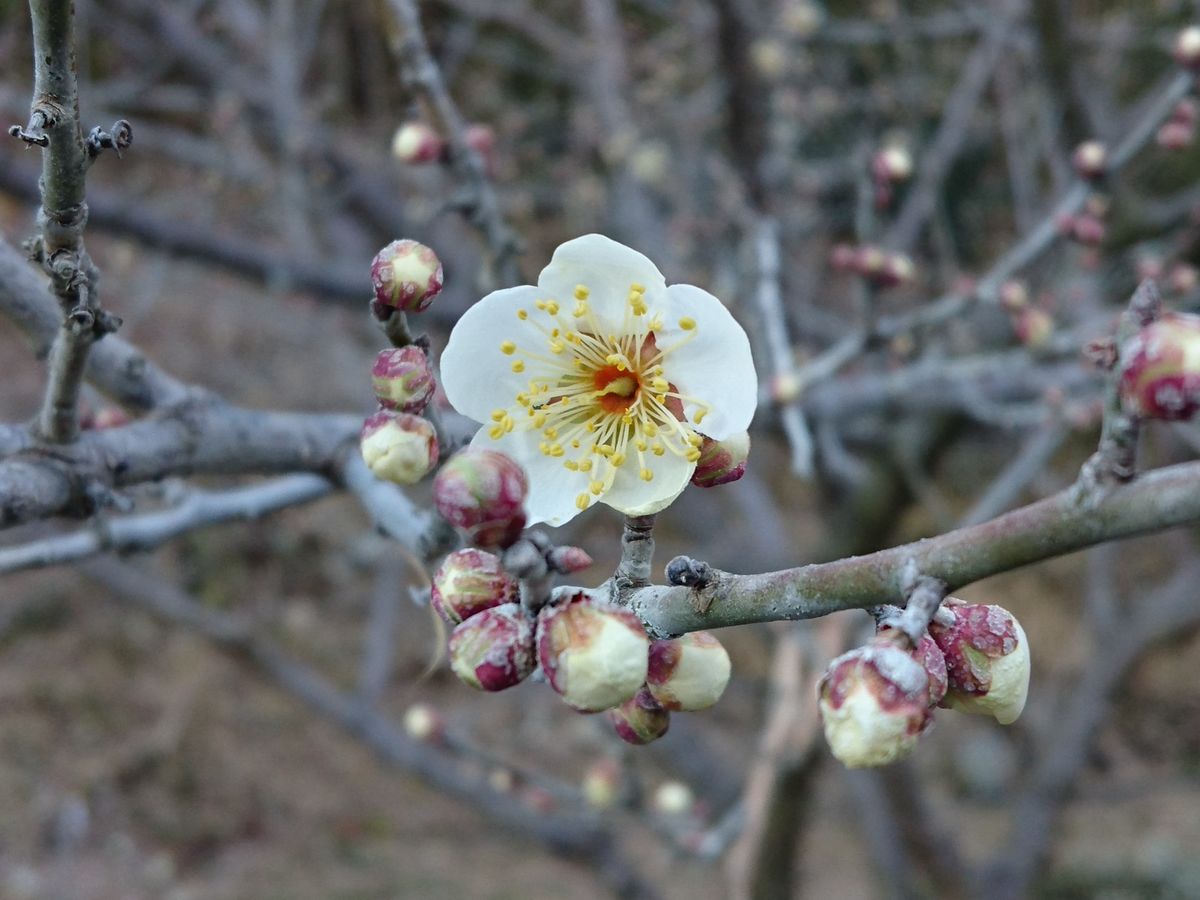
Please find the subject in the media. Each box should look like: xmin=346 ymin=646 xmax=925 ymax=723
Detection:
xmin=645 ymin=632 xmax=732 ymax=711
xmin=1072 ymin=140 xmax=1107 ymax=179
xmin=998 ymin=279 xmax=1029 ymax=312
xmin=371 ymin=345 xmax=435 ymax=413
xmin=769 ymin=371 xmax=802 ymax=404
xmin=433 ymin=449 xmax=529 ymax=548
xmin=1011 ymin=306 xmax=1055 ymax=348
xmin=448 ymin=603 xmax=536 ymax=692
xmin=360 ymin=410 xmax=438 ymax=485
xmin=1118 ymin=311 xmax=1200 ymax=420
xmin=1174 ymin=25 xmax=1200 ymax=68
xmin=860 ymin=251 xmax=915 ymax=288
xmin=929 ymin=600 xmax=1030 ymax=725
xmin=547 ymin=545 xmax=594 ymax=574
xmin=854 ymin=244 xmax=888 ymax=279
xmin=829 ymin=243 xmax=859 ymax=272
xmin=1070 ymin=214 xmax=1106 ymax=246
xmin=464 ymin=124 xmax=496 ymax=174
xmin=1167 ymin=263 xmax=1199 ymax=296
xmin=391 ymin=122 xmax=444 ymax=164
xmin=1157 ymin=120 xmax=1194 ymax=151
xmin=872 ymin=145 xmax=913 ymax=183
xmin=818 ymin=642 xmax=931 ymax=768
xmin=608 ymin=686 xmax=671 ymax=745
xmin=581 ymin=758 xmax=625 ymax=809
xmin=877 ymin=626 xmax=948 ymax=708
xmin=431 ymin=548 xmax=518 ymax=625
xmin=371 ymin=239 xmax=444 ymax=313
xmin=1172 ymin=97 xmax=1198 ymax=127
xmin=402 ymin=703 xmax=445 ymax=742
xmin=690 ymin=432 xmax=750 ymax=488
xmin=537 ymin=593 xmax=649 ymax=713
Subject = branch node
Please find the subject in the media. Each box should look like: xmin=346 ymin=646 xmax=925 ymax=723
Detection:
xmin=85 ymin=119 xmax=133 ymax=160
xmin=665 ymin=555 xmax=714 ymax=590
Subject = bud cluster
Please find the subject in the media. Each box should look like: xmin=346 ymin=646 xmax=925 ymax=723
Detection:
xmin=818 ymin=600 xmax=1030 ymax=768
xmin=391 ymin=121 xmax=496 ymax=172
xmin=871 ymin=144 xmax=913 ymax=208
xmin=829 ymin=243 xmax=916 ymax=289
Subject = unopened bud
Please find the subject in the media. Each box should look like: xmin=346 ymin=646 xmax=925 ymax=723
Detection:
xmin=609 ymin=686 xmax=671 ymax=745
xmin=371 ymin=346 xmax=435 ymax=413
xmin=1172 ymin=97 xmax=1198 ymax=127
xmin=1118 ymin=311 xmax=1200 ymax=420
xmin=1072 ymin=140 xmax=1107 ymax=179
xmin=402 ymin=703 xmax=445 ymax=742
xmin=92 ymin=407 xmax=131 ymax=429
xmin=581 ymin=758 xmax=625 ymax=809
xmin=1174 ymin=25 xmax=1200 ymax=68
xmin=464 ymin=124 xmax=496 ymax=174
xmin=488 ymin=768 xmax=515 ymax=793
xmin=690 ymin=432 xmax=750 ymax=488
xmin=371 ymin=239 xmax=444 ymax=313
xmin=448 ymin=603 xmax=536 ymax=692
xmin=360 ymin=410 xmax=438 ymax=485
xmin=930 ymin=600 xmax=1030 ymax=725
xmin=431 ymin=548 xmax=518 ymax=625
xmin=829 ymin=243 xmax=859 ymax=272
xmin=1167 ymin=263 xmax=1199 ymax=296
xmin=651 ymin=781 xmax=695 ymax=817
xmin=1011 ymin=306 xmax=1055 ymax=348
xmin=770 ymin=371 xmax=802 ymax=404
xmin=998 ymin=279 xmax=1029 ymax=312
xmin=1071 ymin=214 xmax=1106 ymax=246
xmin=433 ymin=449 xmax=529 ymax=548
xmin=645 ymin=632 xmax=732 ymax=711
xmin=818 ymin=642 xmax=931 ymax=767
xmin=872 ymin=145 xmax=913 ymax=183
xmin=547 ymin=545 xmax=594 ymax=574
xmin=1157 ymin=120 xmax=1194 ymax=151
xmin=781 ymin=1 xmax=823 ymax=37
xmin=391 ymin=122 xmax=444 ymax=164
xmin=877 ymin=626 xmax=948 ymax=707
xmin=537 ymin=593 xmax=649 ymax=713
xmin=750 ymin=39 xmax=788 ymax=80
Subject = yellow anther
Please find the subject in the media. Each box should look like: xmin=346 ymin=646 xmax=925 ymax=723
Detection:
xmin=490 ymin=409 xmax=506 ymax=422
xmin=535 ymin=299 xmax=547 ymax=310
xmin=688 ymin=433 xmax=703 ymax=446
xmin=652 ymin=444 xmax=666 ymax=456
xmin=679 ymin=316 xmax=696 ymax=330
xmin=610 ymin=453 xmax=626 ymax=467
xmin=539 ymin=441 xmax=550 ymax=455
xmin=544 ymin=427 xmax=558 ymax=439
xmin=576 ymin=493 xmax=591 ymax=510
xmin=533 ymin=412 xmax=547 ymax=428
xmin=686 ymin=448 xmax=702 ymax=462
xmin=644 ymin=422 xmax=659 ymax=437
xmin=489 ymin=425 xmax=505 ymax=439
xmin=621 ymin=413 xmax=634 ymax=425
xmin=573 ymin=304 xmax=588 ymax=318
xmin=549 ymin=444 xmax=564 ymax=457
xmin=605 ymin=353 xmax=626 ymax=370
xmin=578 ymin=458 xmax=593 ymax=472
xmin=516 ymin=393 xmax=530 ymax=406
xmin=574 ymin=285 xmax=590 ymax=300
xmin=635 ymin=438 xmax=648 ymax=451
xmin=517 ymin=309 xmax=528 ymax=320
xmin=693 ymin=409 xmax=708 ymax=424
xmin=595 ymin=444 xmax=614 ymax=457
xmin=651 ymin=377 xmax=670 ymax=393
xmin=565 ymin=460 xmax=579 ymax=471
xmin=640 ymin=468 xmax=654 ymax=481
xmin=566 ymin=331 xmax=579 ymax=343
xmin=500 ymin=340 xmax=517 ymax=355
xmin=511 ymin=360 xmax=525 ymax=373
xmin=589 ymin=480 xmax=604 ymax=495
xmin=630 ymin=283 xmax=645 ymax=294
xmin=571 ymin=439 xmax=582 ymax=449
xmin=586 ymin=421 xmax=598 ymax=432
xmin=549 ymin=340 xmax=565 ymax=354
xmin=648 ymin=314 xmax=664 ymax=330
xmin=546 ymin=301 xmax=560 ymax=315
xmin=504 ymin=418 xmax=514 ymax=433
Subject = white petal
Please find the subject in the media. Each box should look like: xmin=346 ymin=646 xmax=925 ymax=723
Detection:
xmin=537 ymin=234 xmax=666 ymax=334
xmin=441 ymin=285 xmax=550 ymax=423
xmin=656 ymin=283 xmax=758 ymax=439
xmin=467 ymin=426 xmax=586 ymax=528
xmin=599 ymin=450 xmax=693 ymax=516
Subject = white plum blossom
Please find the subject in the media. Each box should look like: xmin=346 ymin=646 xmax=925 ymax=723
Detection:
xmin=441 ymin=235 xmax=758 ymax=526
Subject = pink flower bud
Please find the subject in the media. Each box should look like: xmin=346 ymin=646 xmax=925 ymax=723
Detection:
xmin=371 ymin=346 xmax=435 ymax=413
xmin=645 ymin=632 xmax=732 ymax=711
xmin=1167 ymin=263 xmax=1198 ymax=296
xmin=998 ymin=279 xmax=1029 ymax=312
xmin=872 ymin=145 xmax=913 ymax=183
xmin=1072 ymin=140 xmax=1107 ymax=179
xmin=431 ymin=548 xmax=518 ymax=625
xmin=360 ymin=410 xmax=438 ymax=485
xmin=877 ymin=626 xmax=948 ymax=707
xmin=929 ymin=601 xmax=1030 ymax=725
xmin=1172 ymin=97 xmax=1198 ymax=127
xmin=690 ymin=432 xmax=750 ymax=488
xmin=537 ymin=593 xmax=649 ymax=713
xmin=448 ymin=603 xmax=536 ymax=692
xmin=1174 ymin=25 xmax=1200 ymax=68
xmin=829 ymin=243 xmax=858 ymax=272
xmin=402 ymin=703 xmax=445 ymax=742
xmin=854 ymin=245 xmax=888 ymax=279
xmin=547 ymin=545 xmax=594 ymax=574
xmin=91 ymin=407 xmax=131 ymax=429
xmin=464 ymin=124 xmax=496 ymax=174
xmin=1157 ymin=120 xmax=1194 ymax=151
xmin=371 ymin=239 xmax=444 ymax=313
xmin=818 ymin=642 xmax=931 ymax=767
xmin=1118 ymin=311 xmax=1200 ymax=420
xmin=770 ymin=372 xmax=802 ymax=404
xmin=608 ymin=686 xmax=671 ymax=745
xmin=581 ymin=758 xmax=625 ymax=809
xmin=1011 ymin=306 xmax=1054 ymax=348
xmin=433 ymin=449 xmax=529 ymax=548
xmin=391 ymin=122 xmax=444 ymax=164
xmin=1071 ymin=214 xmax=1106 ymax=246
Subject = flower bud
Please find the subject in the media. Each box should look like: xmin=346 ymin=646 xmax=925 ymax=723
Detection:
xmin=1173 ymin=98 xmax=1198 ymax=127
xmin=448 ymin=603 xmax=536 ymax=692
xmin=829 ymin=243 xmax=858 ymax=272
xmin=465 ymin=124 xmax=497 ymax=174
xmin=770 ymin=371 xmax=802 ymax=404
xmin=929 ymin=601 xmax=1030 ymax=725
xmin=690 ymin=432 xmax=750 ymax=488
xmin=431 ymin=548 xmax=518 ymax=625
xmin=1011 ymin=306 xmax=1054 ymax=348
xmin=877 ymin=626 xmax=948 ymax=707
xmin=998 ymin=279 xmax=1029 ymax=312
xmin=1157 ymin=120 xmax=1194 ymax=151
xmin=546 ymin=545 xmax=594 ymax=574
xmin=651 ymin=781 xmax=694 ymax=817
xmin=818 ymin=642 xmax=931 ymax=768
xmin=402 ymin=703 xmax=445 ymax=742
xmin=360 ymin=410 xmax=438 ymax=485
xmin=537 ymin=593 xmax=649 ymax=713
xmin=645 ymin=632 xmax=732 ymax=711
xmin=371 ymin=239 xmax=444 ymax=313
xmin=1118 ymin=311 xmax=1200 ymax=420
xmin=371 ymin=346 xmax=435 ymax=413
xmin=608 ymin=686 xmax=671 ymax=745
xmin=872 ymin=145 xmax=913 ymax=183
xmin=1174 ymin=25 xmax=1200 ymax=68
xmin=433 ymin=449 xmax=529 ymax=548
xmin=391 ymin=122 xmax=444 ymax=164
xmin=1167 ymin=263 xmax=1199 ymax=296
xmin=1070 ymin=214 xmax=1105 ymax=246
xmin=1072 ymin=140 xmax=1107 ymax=179
xmin=581 ymin=758 xmax=624 ymax=809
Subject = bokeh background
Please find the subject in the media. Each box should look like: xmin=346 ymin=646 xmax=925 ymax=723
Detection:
xmin=2 ymin=1 xmax=1200 ymax=897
